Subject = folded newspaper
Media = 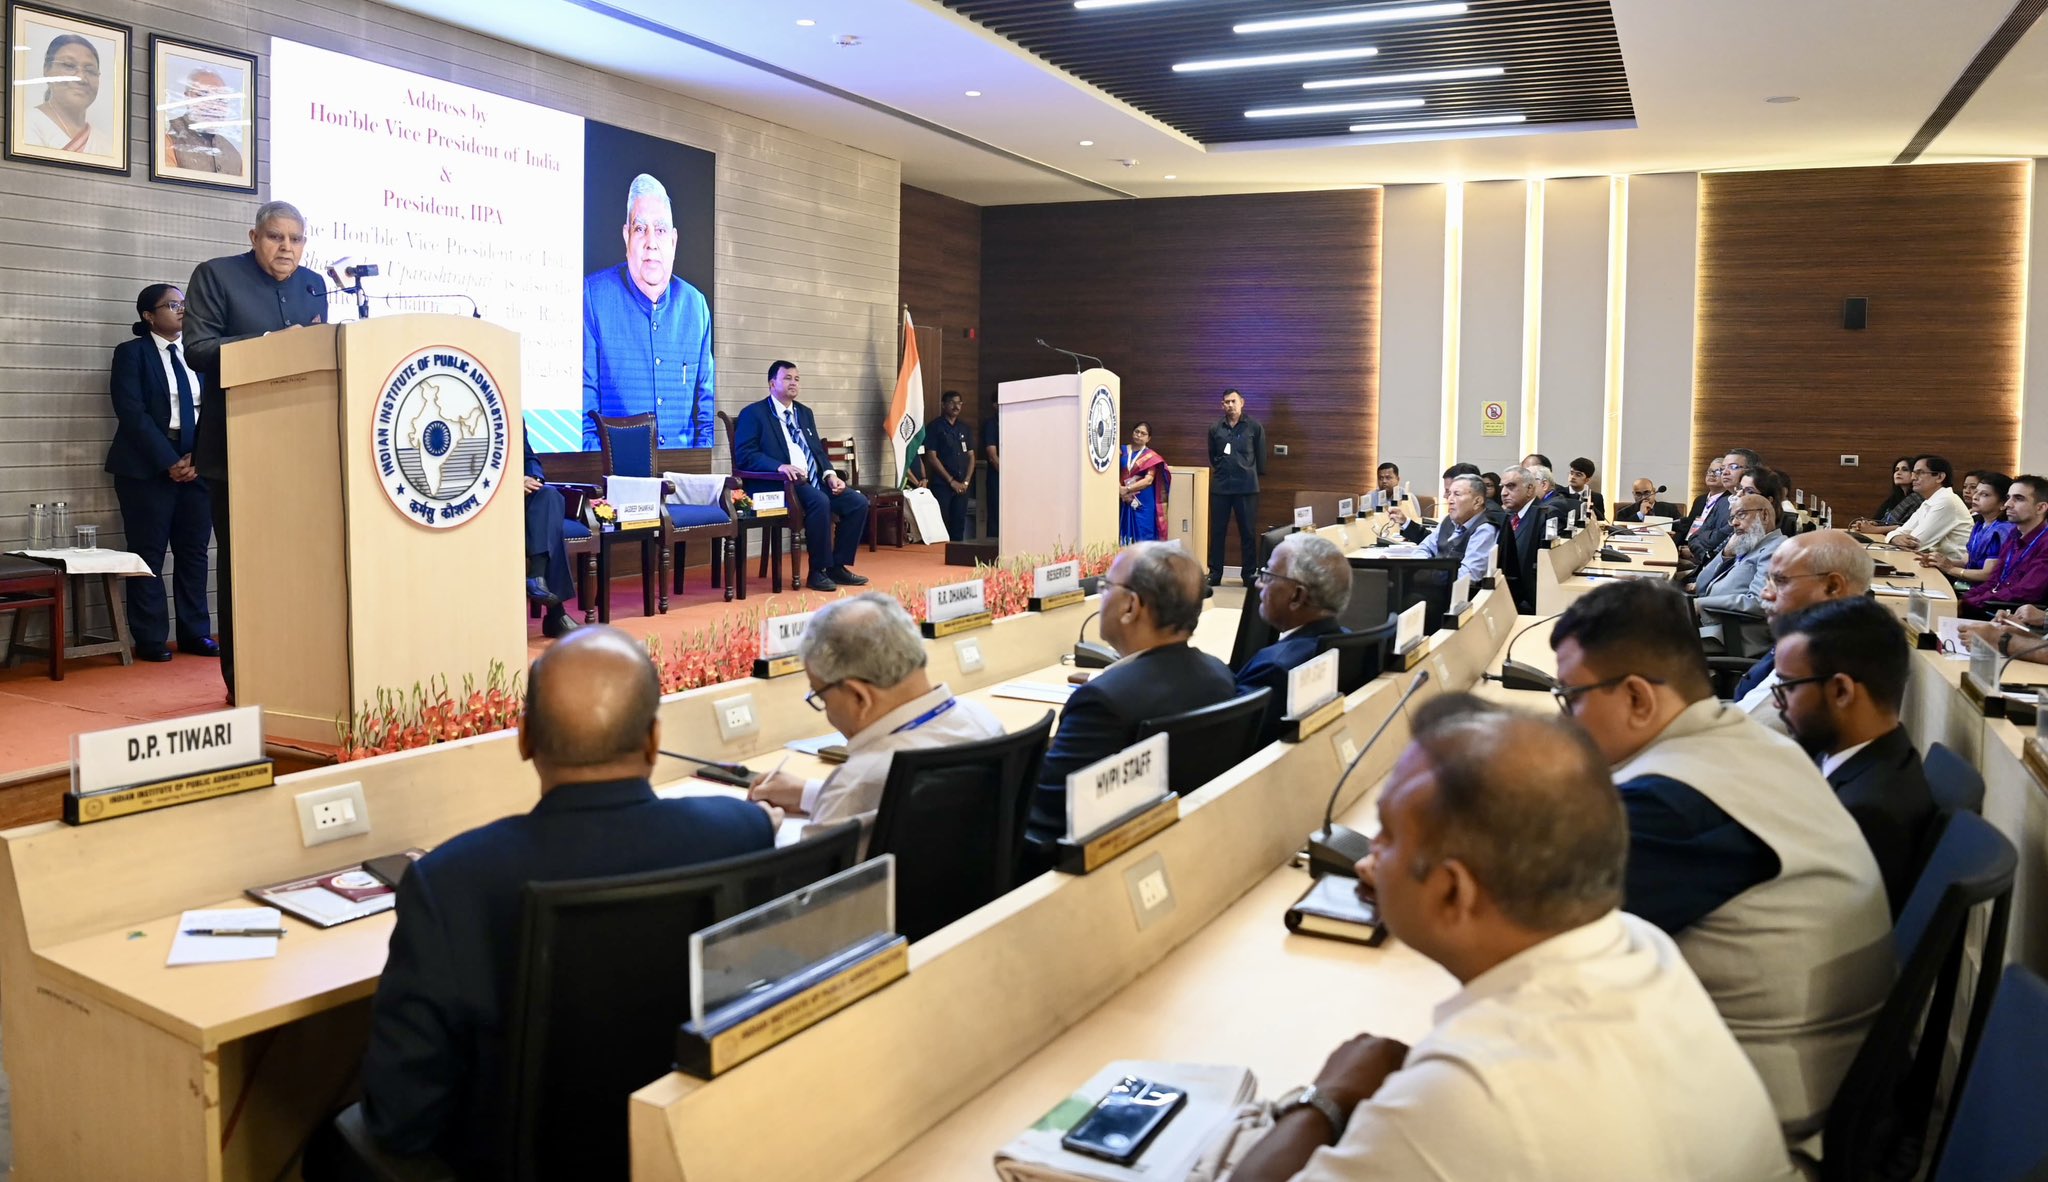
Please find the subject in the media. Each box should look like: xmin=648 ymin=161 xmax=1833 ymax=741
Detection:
xmin=995 ymin=1061 xmax=1259 ymax=1182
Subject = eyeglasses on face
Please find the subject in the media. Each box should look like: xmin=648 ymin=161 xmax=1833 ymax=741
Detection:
xmin=1768 ymin=674 xmax=1833 ymax=708
xmin=1765 ymin=571 xmax=1827 ymax=590
xmin=803 ymin=680 xmax=845 ymax=711
xmin=152 ymin=301 xmax=186 ymax=313
xmin=1551 ymin=673 xmax=1664 ymax=713
xmin=1253 ymin=567 xmax=1303 ymax=588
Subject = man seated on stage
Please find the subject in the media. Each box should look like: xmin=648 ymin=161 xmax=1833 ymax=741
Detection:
xmin=1388 ymin=473 xmax=1496 ymax=585
xmin=1550 ymin=580 xmax=1892 ymax=1139
xmin=1771 ymin=597 xmax=1937 ymax=918
xmin=350 ymin=626 xmax=776 ymax=1176
xmin=1235 ymin=533 xmax=1351 ymax=745
xmin=1028 ymin=542 xmax=1236 ymax=844
xmin=1617 ymin=477 xmax=1683 ymax=523
xmin=1233 ymin=697 xmax=1797 ymax=1182
xmin=733 ymin=360 xmax=870 ymax=592
xmin=749 ymin=592 xmax=1001 ymax=842
xmin=1730 ymin=530 xmax=1874 ymax=723
xmin=522 ymin=440 xmax=579 ymax=639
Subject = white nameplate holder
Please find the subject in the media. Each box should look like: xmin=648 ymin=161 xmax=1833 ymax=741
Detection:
xmin=1058 ymin=732 xmax=1178 ymax=874
xmin=1282 ymin=649 xmax=1343 ymax=743
xmin=922 ymin=577 xmax=992 ymax=638
xmin=1444 ymin=576 xmax=1473 ymax=629
xmin=1293 ymin=505 xmax=1315 ymax=529
xmin=606 ymin=474 xmax=664 ymax=530
xmin=1029 ymin=560 xmax=1084 ymax=612
xmin=68 ymin=705 xmax=272 ymax=824
xmin=755 ymin=609 xmax=815 ymax=678
xmin=751 ymin=488 xmax=788 ymax=515
xmin=1337 ymin=497 xmax=1355 ymax=522
xmin=1543 ymin=514 xmax=1561 ymax=545
xmin=1389 ymin=600 xmax=1429 ymax=671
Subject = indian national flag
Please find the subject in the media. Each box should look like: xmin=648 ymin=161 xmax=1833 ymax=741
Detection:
xmin=888 ymin=309 xmax=925 ymax=488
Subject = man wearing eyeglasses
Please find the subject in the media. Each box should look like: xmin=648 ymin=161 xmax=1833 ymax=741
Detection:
xmin=1728 ymin=530 xmax=1875 ymax=723
xmin=1234 ymin=533 xmax=1351 ymax=746
xmin=580 ymin=173 xmax=714 ymax=451
xmin=1548 ymin=579 xmax=1892 ymax=1141
xmin=1693 ymin=495 xmax=1786 ymax=653
xmin=1883 ymin=455 xmax=1971 ymax=563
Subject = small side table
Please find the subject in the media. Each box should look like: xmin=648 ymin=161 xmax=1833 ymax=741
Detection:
xmin=735 ymin=510 xmax=792 ymax=594
xmin=5 ymin=549 xmax=153 ymax=670
xmin=0 ymin=555 xmax=64 ymax=680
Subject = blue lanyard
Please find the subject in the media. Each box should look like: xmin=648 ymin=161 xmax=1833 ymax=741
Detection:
xmin=1996 ymin=525 xmax=2048 ymax=591
xmin=891 ymin=697 xmax=956 ymax=735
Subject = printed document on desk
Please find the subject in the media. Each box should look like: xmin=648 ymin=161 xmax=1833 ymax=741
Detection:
xmin=168 ymin=907 xmax=283 ymax=966
xmin=994 ymin=681 xmax=1079 ymax=705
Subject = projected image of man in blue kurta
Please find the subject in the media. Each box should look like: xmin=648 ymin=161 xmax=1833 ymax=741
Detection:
xmin=580 ymin=173 xmax=714 ymax=450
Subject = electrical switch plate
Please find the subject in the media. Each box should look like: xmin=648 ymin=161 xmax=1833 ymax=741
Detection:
xmin=297 ymin=782 xmax=370 ymax=847
xmin=1333 ymin=731 xmax=1359 ymax=768
xmin=1272 ymin=443 xmax=1290 ymax=456
xmin=1840 ymin=454 xmax=1859 ymax=467
xmin=1122 ymin=852 xmax=1176 ymax=931
xmin=713 ymin=693 xmax=759 ymax=742
xmin=955 ymin=636 xmax=985 ymax=674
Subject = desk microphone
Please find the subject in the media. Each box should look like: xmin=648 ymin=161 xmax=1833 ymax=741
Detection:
xmin=1995 ymin=634 xmax=2048 ymax=683
xmin=1036 ymin=337 xmax=1104 ymax=373
xmin=658 ymin=749 xmax=756 ymax=789
xmin=1073 ymin=609 xmax=1117 ymax=669
xmin=1482 ymin=610 xmax=1566 ymax=692
xmin=1307 ymin=669 xmax=1430 ymax=878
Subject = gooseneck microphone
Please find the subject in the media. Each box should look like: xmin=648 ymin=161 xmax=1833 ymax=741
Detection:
xmin=1483 ymin=611 xmax=1566 ymax=692
xmin=658 ymin=749 xmax=756 ymax=789
xmin=1073 ymin=608 xmax=1117 ymax=669
xmin=1307 ymin=669 xmax=1431 ymax=878
xmin=1036 ymin=337 xmax=1103 ymax=373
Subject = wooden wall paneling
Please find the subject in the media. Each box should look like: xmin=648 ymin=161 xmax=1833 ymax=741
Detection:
xmin=898 ymin=184 xmax=981 ymax=420
xmin=981 ymin=191 xmax=1381 ymax=567
xmin=1694 ymin=163 xmax=2027 ymax=516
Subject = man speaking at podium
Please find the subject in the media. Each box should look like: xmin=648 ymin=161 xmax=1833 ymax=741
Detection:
xmin=581 ymin=173 xmax=714 ymax=450
xmin=183 ymin=199 xmax=326 ymax=701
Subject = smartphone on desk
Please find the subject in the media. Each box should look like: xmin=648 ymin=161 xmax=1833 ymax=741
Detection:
xmin=1060 ymin=1076 xmax=1186 ymax=1165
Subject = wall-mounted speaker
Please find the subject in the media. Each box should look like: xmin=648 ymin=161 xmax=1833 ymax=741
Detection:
xmin=1843 ymin=297 xmax=1868 ymax=330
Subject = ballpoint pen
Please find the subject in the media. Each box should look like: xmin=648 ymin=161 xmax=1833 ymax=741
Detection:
xmin=183 ymin=927 xmax=286 ymax=937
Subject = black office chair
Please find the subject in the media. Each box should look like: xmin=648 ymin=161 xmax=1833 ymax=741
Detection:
xmin=1337 ymin=567 xmax=1390 ymax=634
xmin=1227 ymin=598 xmax=1278 ymax=670
xmin=1924 ymin=743 xmax=1986 ymax=816
xmin=1319 ymin=614 xmax=1398 ymax=695
xmin=1136 ymin=688 xmax=1272 ymax=797
xmin=1928 ymin=964 xmax=2048 ymax=1182
xmin=1255 ymin=525 xmax=1297 ymax=572
xmin=868 ymin=713 xmax=1054 ymax=942
xmin=327 ymin=823 xmax=862 ymax=1182
xmin=1821 ymin=811 xmax=2017 ymax=1182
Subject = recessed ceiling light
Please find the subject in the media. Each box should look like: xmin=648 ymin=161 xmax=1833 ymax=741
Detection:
xmin=795 ymin=18 xmax=815 ymax=26
xmin=1079 ymin=140 xmax=1095 ymax=146
xmin=1304 ymin=65 xmax=1503 ymax=90
xmin=1236 ymin=2 xmax=1465 ymax=35
xmin=1173 ymin=46 xmax=1377 ymax=73
xmin=1248 ymin=97 xmax=1425 ymax=119
xmin=1347 ymin=113 xmax=1526 ymax=133
xmin=1765 ymin=95 xmax=1801 ymax=103
xmin=964 ymin=90 xmax=982 ymax=97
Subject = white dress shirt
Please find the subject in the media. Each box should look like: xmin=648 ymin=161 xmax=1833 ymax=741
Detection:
xmin=1887 ymin=485 xmax=1972 ymax=564
xmin=1820 ymin=738 xmax=1875 ymax=780
xmin=798 ymin=683 xmax=1004 ymax=842
xmin=153 ymin=332 xmax=203 ymax=430
xmin=771 ymin=397 xmax=819 ymax=481
xmin=1293 ymin=911 xmax=1799 ymax=1181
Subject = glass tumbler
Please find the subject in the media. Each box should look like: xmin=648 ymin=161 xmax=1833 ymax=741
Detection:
xmin=27 ymin=503 xmax=48 ymax=549
xmin=49 ymin=502 xmax=71 ymax=547
xmin=75 ymin=524 xmax=98 ymax=550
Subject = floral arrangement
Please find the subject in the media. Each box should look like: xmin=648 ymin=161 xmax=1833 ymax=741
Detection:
xmin=337 ymin=662 xmax=523 ymax=761
xmin=730 ymin=490 xmax=755 ymax=515
xmin=586 ymin=497 xmax=618 ymax=526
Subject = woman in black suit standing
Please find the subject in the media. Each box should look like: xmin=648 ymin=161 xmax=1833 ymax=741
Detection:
xmin=106 ymin=283 xmax=215 ymax=661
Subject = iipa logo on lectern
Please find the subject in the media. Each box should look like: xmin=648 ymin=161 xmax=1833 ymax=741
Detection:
xmin=1086 ymin=384 xmax=1117 ymax=474
xmin=372 ymin=347 xmax=510 ymax=529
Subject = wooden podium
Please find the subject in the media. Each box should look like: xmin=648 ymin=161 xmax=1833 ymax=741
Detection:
xmin=220 ymin=314 xmax=526 ymax=743
xmin=996 ymin=368 xmax=1121 ymax=561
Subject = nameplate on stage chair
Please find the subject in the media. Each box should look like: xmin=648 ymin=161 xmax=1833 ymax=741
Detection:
xmin=606 ymin=475 xmax=664 ymax=528
xmin=1293 ymin=506 xmax=1314 ymax=529
xmin=1282 ymin=651 xmax=1342 ymax=743
xmin=753 ymin=489 xmax=787 ymax=513
xmin=1029 ymin=561 xmax=1085 ymax=612
xmin=68 ymin=706 xmax=273 ymax=823
xmin=922 ymin=578 xmax=993 ymax=637
xmin=677 ymin=859 xmax=906 ymax=1077
xmin=1057 ymin=733 xmax=1176 ymax=873
xmin=754 ymin=610 xmax=815 ymax=679
xmin=1337 ymin=497 xmax=1355 ymax=522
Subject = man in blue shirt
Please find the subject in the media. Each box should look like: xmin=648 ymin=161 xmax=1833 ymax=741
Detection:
xmin=581 ymin=174 xmax=713 ymax=450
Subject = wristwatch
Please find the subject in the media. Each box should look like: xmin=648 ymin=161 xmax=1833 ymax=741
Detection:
xmin=2001 ymin=631 xmax=2013 ymax=657
xmin=1276 ymin=1084 xmax=1349 ymax=1142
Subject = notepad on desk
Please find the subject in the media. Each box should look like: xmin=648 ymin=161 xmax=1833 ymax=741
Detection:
xmin=168 ymin=907 xmax=283 ymax=966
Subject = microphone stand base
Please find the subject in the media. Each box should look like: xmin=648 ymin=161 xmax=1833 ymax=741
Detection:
xmin=1307 ymin=824 xmax=1373 ymax=879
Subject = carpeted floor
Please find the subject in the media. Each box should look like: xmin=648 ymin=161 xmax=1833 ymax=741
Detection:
xmin=0 ymin=543 xmax=960 ymax=779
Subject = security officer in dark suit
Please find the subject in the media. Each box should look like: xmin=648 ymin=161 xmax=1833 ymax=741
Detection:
xmin=351 ymin=626 xmax=777 ymax=1175
xmin=732 ymin=360 xmax=870 ymax=592
xmin=182 ymin=199 xmax=327 ymax=698
xmin=1207 ymin=388 xmax=1267 ymax=586
xmin=1029 ymin=542 xmax=1238 ymax=843
xmin=922 ymin=389 xmax=975 ymax=541
xmin=106 ymin=284 xmax=214 ymax=662
xmin=1234 ymin=533 xmax=1351 ymax=745
xmin=1771 ymin=596 xmax=1937 ymax=917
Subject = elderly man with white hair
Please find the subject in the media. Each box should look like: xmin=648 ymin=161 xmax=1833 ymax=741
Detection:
xmin=749 ymin=592 xmax=1002 ymax=839
xmin=580 ymin=172 xmax=714 ymax=449
xmin=1235 ymin=532 xmax=1353 ymax=744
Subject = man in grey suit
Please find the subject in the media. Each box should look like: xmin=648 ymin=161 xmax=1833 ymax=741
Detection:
xmin=1694 ymin=495 xmax=1786 ymax=654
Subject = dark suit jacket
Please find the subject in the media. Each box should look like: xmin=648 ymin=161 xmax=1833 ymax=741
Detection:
xmin=1689 ymin=495 xmax=1734 ymax=563
xmin=1826 ymin=726 xmax=1938 ymax=918
xmin=1235 ymin=617 xmax=1348 ymax=745
xmin=182 ymin=251 xmax=327 ymax=480
xmin=732 ymin=396 xmax=838 ymax=497
xmin=1029 ymin=643 xmax=1238 ymax=840
xmin=1503 ymin=502 xmax=1547 ymax=612
xmin=1616 ymin=499 xmax=1683 ymax=523
xmin=359 ymin=778 xmax=773 ymax=1174
xmin=1732 ymin=650 xmax=1775 ymax=702
xmin=105 ymin=335 xmax=189 ymax=479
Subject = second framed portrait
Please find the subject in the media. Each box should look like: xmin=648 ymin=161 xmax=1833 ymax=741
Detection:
xmin=4 ymin=3 xmax=130 ymax=173
xmin=149 ymin=34 xmax=255 ymax=190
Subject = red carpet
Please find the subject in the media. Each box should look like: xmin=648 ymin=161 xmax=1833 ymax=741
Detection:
xmin=0 ymin=543 xmax=960 ymax=778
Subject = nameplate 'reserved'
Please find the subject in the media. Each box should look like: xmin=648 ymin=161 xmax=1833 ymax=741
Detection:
xmin=1030 ymin=561 xmax=1085 ymax=612
xmin=922 ymin=578 xmax=992 ymax=637
xmin=754 ymin=609 xmax=814 ymax=679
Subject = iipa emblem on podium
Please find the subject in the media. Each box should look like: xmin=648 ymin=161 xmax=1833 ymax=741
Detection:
xmin=372 ymin=346 xmax=511 ymax=530
xmin=1085 ymin=384 xmax=1117 ymax=474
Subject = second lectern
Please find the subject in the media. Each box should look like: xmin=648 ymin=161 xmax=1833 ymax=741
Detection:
xmin=220 ymin=314 xmax=526 ymax=743
xmin=997 ymin=368 xmax=1122 ymax=561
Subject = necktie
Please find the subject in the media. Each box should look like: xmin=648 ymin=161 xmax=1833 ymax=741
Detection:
xmin=167 ymin=342 xmax=196 ymax=454
xmin=1510 ymin=512 xmax=1522 ymax=536
xmin=785 ymin=409 xmax=818 ymax=481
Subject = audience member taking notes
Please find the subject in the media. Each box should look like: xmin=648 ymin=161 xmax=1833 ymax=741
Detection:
xmin=749 ymin=593 xmax=1001 ymax=844
xmin=1234 ymin=534 xmax=1352 ymax=746
xmin=1549 ymin=580 xmax=1892 ymax=1138
xmin=1232 ymin=696 xmax=1798 ymax=1182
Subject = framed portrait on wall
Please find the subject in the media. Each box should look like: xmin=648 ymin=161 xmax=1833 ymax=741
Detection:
xmin=148 ymin=35 xmax=256 ymax=190
xmin=3 ymin=3 xmax=129 ymax=173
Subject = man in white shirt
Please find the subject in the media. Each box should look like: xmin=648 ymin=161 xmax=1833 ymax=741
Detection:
xmin=750 ymin=592 xmax=1001 ymax=843
xmin=1887 ymin=454 xmax=1972 ymax=563
xmin=1235 ymin=696 xmax=1797 ymax=1182
xmin=1730 ymin=531 xmax=1875 ymax=728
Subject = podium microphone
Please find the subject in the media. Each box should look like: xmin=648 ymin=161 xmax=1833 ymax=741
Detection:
xmin=658 ymin=749 xmax=756 ymax=789
xmin=1307 ymin=668 xmax=1430 ymax=878
xmin=1036 ymin=337 xmax=1103 ymax=373
xmin=1482 ymin=611 xmax=1565 ymax=692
